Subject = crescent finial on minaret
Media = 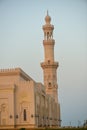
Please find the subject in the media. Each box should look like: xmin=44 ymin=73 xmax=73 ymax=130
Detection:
xmin=47 ymin=10 xmax=49 ymax=16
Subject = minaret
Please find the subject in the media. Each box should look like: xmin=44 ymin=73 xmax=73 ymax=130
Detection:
xmin=41 ymin=12 xmax=59 ymax=103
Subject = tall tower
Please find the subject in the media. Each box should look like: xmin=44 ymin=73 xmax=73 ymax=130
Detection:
xmin=41 ymin=12 xmax=59 ymax=103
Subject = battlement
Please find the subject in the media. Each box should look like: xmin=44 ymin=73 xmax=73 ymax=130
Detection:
xmin=0 ymin=68 xmax=21 ymax=73
xmin=0 ymin=67 xmax=33 ymax=81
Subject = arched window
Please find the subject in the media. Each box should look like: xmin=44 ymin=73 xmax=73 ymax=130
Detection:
xmin=23 ymin=109 xmax=27 ymax=121
xmin=48 ymin=82 xmax=51 ymax=87
xmin=47 ymin=32 xmax=49 ymax=40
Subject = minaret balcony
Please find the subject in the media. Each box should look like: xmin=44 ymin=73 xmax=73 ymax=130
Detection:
xmin=41 ymin=61 xmax=59 ymax=69
xmin=43 ymin=39 xmax=55 ymax=45
xmin=43 ymin=24 xmax=54 ymax=30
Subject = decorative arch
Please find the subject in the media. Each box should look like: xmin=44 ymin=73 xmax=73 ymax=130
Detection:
xmin=0 ymin=103 xmax=8 ymax=125
xmin=19 ymin=101 xmax=30 ymax=123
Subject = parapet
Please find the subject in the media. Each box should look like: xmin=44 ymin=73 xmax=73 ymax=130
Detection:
xmin=0 ymin=68 xmax=20 ymax=72
xmin=0 ymin=67 xmax=34 ymax=81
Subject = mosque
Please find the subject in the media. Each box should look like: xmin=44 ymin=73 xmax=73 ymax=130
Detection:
xmin=0 ymin=12 xmax=61 ymax=129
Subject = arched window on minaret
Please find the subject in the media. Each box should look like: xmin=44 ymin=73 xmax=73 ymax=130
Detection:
xmin=47 ymin=32 xmax=49 ymax=40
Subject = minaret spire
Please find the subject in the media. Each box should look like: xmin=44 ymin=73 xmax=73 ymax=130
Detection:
xmin=41 ymin=12 xmax=59 ymax=103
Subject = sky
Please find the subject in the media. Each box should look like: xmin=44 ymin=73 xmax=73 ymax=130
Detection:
xmin=0 ymin=0 xmax=87 ymax=127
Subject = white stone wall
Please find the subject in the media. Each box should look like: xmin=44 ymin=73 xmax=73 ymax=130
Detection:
xmin=14 ymin=80 xmax=36 ymax=128
xmin=0 ymin=85 xmax=15 ymax=129
xmin=0 ymin=69 xmax=60 ymax=128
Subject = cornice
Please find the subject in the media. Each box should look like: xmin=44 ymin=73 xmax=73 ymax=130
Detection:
xmin=41 ymin=62 xmax=59 ymax=69
xmin=43 ymin=39 xmax=55 ymax=45
xmin=0 ymin=84 xmax=15 ymax=90
xmin=43 ymin=24 xmax=54 ymax=30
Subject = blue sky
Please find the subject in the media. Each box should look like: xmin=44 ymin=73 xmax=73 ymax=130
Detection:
xmin=0 ymin=0 xmax=87 ymax=126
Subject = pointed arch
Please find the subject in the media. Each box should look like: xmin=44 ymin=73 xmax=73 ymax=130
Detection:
xmin=24 ymin=109 xmax=27 ymax=121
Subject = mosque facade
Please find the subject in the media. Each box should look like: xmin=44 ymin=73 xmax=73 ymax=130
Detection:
xmin=0 ymin=13 xmax=61 ymax=129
